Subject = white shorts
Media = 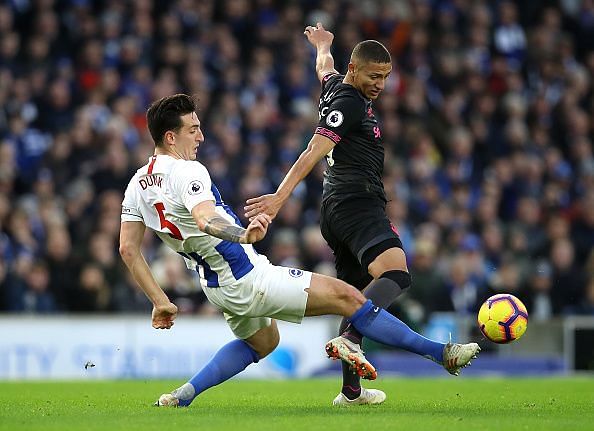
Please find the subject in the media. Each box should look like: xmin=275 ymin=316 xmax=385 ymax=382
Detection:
xmin=202 ymin=258 xmax=311 ymax=339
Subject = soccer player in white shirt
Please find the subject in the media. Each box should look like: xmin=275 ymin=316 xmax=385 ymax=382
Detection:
xmin=119 ymin=94 xmax=480 ymax=407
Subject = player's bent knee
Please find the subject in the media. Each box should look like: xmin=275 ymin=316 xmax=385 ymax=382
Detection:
xmin=247 ymin=325 xmax=280 ymax=358
xmin=263 ymin=338 xmax=280 ymax=358
xmin=380 ymin=270 xmax=411 ymax=290
xmin=259 ymin=330 xmax=280 ymax=358
xmin=252 ymin=338 xmax=278 ymax=359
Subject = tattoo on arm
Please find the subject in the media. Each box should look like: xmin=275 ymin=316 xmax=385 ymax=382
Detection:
xmin=203 ymin=215 xmax=246 ymax=243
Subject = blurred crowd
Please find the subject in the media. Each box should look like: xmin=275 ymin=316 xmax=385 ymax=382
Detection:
xmin=1 ymin=0 xmax=594 ymax=324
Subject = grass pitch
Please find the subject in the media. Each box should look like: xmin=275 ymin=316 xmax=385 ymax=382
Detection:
xmin=0 ymin=377 xmax=593 ymax=431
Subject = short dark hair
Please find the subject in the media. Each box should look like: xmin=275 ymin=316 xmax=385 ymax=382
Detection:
xmin=146 ymin=94 xmax=196 ymax=146
xmin=351 ymin=40 xmax=391 ymax=65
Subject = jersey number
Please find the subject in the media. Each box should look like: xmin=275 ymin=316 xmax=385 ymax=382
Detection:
xmin=154 ymin=202 xmax=183 ymax=240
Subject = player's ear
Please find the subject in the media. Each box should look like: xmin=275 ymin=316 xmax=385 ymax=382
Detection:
xmin=164 ymin=130 xmax=175 ymax=145
xmin=347 ymin=62 xmax=356 ymax=75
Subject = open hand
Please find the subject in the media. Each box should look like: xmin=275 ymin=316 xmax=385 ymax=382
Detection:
xmin=245 ymin=193 xmax=281 ymax=221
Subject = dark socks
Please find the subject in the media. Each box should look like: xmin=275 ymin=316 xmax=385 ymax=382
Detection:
xmin=342 ymin=276 xmax=404 ymax=340
xmin=339 ymin=317 xmax=363 ymax=399
xmin=340 ymin=277 xmax=405 ymax=399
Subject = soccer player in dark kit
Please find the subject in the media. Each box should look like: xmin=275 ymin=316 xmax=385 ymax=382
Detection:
xmin=246 ymin=23 xmax=480 ymax=405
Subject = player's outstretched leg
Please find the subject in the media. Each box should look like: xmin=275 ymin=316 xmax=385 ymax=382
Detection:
xmin=155 ymin=339 xmax=259 ymax=407
xmin=340 ymin=300 xmax=480 ymax=375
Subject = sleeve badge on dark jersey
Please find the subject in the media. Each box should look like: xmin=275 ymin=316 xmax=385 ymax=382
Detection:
xmin=326 ymin=110 xmax=344 ymax=128
xmin=188 ymin=180 xmax=204 ymax=195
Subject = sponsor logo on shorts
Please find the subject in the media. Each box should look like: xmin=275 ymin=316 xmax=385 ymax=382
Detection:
xmin=188 ymin=180 xmax=204 ymax=195
xmin=289 ymin=268 xmax=303 ymax=278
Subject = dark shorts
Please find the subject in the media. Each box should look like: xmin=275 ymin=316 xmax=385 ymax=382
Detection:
xmin=320 ymin=196 xmax=403 ymax=290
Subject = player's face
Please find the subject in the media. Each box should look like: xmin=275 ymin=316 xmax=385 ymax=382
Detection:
xmin=174 ymin=112 xmax=204 ymax=160
xmin=351 ymin=61 xmax=392 ymax=100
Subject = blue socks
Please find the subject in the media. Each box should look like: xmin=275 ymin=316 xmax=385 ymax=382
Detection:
xmin=170 ymin=301 xmax=444 ymax=406
xmin=173 ymin=339 xmax=259 ymax=407
xmin=349 ymin=300 xmax=445 ymax=363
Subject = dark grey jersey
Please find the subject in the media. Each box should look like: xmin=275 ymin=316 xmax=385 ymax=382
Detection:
xmin=315 ymin=73 xmax=386 ymax=203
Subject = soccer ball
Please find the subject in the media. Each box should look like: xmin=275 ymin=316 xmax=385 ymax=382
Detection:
xmin=477 ymin=294 xmax=528 ymax=344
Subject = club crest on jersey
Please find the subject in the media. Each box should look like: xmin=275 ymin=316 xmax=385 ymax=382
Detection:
xmin=188 ymin=180 xmax=204 ymax=195
xmin=326 ymin=110 xmax=344 ymax=128
xmin=289 ymin=268 xmax=303 ymax=278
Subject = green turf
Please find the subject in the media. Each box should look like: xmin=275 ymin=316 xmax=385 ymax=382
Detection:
xmin=0 ymin=378 xmax=593 ymax=431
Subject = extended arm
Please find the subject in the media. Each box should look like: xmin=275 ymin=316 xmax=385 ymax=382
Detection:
xmin=119 ymin=221 xmax=178 ymax=329
xmin=304 ymin=22 xmax=338 ymax=83
xmin=192 ymin=200 xmax=271 ymax=243
xmin=244 ymin=134 xmax=335 ymax=220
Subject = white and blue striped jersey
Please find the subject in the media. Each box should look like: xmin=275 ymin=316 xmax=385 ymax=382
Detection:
xmin=121 ymin=154 xmax=265 ymax=287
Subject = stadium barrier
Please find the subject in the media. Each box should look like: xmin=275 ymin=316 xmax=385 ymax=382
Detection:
xmin=0 ymin=315 xmax=334 ymax=380
xmin=0 ymin=314 xmax=591 ymax=380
